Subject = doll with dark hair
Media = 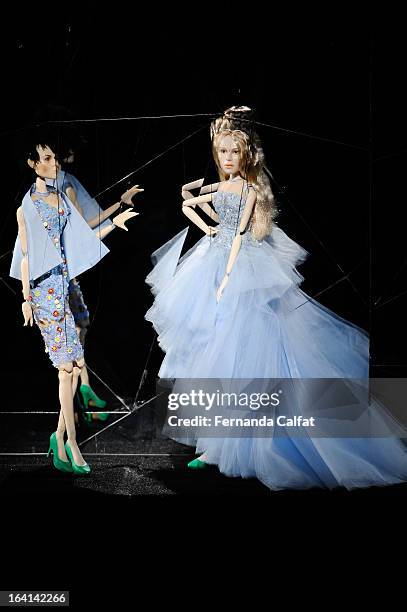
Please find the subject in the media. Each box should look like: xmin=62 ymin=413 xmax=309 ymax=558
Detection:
xmin=10 ymin=137 xmax=139 ymax=474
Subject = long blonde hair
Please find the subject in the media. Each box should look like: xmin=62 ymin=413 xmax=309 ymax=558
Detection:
xmin=211 ymin=108 xmax=277 ymax=241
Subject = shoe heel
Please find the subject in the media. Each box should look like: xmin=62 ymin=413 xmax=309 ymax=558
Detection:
xmin=80 ymin=384 xmax=107 ymax=410
xmin=47 ymin=432 xmax=73 ymax=473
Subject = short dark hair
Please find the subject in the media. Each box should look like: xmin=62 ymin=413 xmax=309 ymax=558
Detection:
xmin=24 ymin=126 xmax=60 ymax=163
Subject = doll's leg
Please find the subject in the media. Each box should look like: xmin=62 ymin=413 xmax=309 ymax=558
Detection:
xmin=76 ymin=325 xmax=90 ymax=387
xmin=58 ymin=360 xmax=87 ymax=466
xmin=69 ymin=278 xmax=108 ymax=417
xmin=72 ymin=359 xmax=82 ymax=397
xmin=55 ymin=411 xmax=68 ymax=461
xmin=56 ymin=361 xmax=82 ymax=440
xmin=75 ymin=324 xmax=107 ymax=417
xmin=55 ymin=354 xmax=79 ymax=462
xmin=79 ymin=363 xmax=90 ymax=387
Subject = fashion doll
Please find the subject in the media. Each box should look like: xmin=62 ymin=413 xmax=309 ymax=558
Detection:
xmin=10 ymin=137 xmax=139 ymax=474
xmin=145 ymin=107 xmax=407 ymax=490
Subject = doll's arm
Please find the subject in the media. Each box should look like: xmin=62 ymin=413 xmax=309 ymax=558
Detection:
xmin=76 ymin=185 xmax=144 ymax=229
xmin=95 ymin=208 xmax=139 ymax=240
xmin=182 ymin=179 xmax=220 ymax=203
xmin=216 ymin=189 xmax=257 ymax=302
xmin=183 ymin=193 xmax=220 ymax=223
xmin=198 ymin=185 xmax=221 ymax=221
xmin=89 ymin=185 xmax=143 ymax=228
xmin=199 ymin=202 xmax=220 ymax=222
xmin=88 ymin=202 xmax=121 ymax=229
xmin=199 ymin=182 xmax=220 ymax=195
xmin=66 ymin=182 xmax=120 ymax=227
xmin=181 ymin=179 xmax=220 ymax=198
xmin=16 ymin=207 xmax=33 ymax=326
xmin=182 ymin=205 xmax=218 ymax=235
xmin=66 ymin=186 xmax=84 ymax=217
xmin=182 ymin=178 xmax=220 ymax=222
xmin=182 ymin=194 xmax=219 ymax=235
xmin=95 ymin=222 xmax=115 ymax=240
xmin=181 ymin=178 xmax=205 ymax=200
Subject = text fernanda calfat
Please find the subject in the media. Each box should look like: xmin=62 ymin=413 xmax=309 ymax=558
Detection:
xmin=167 ymin=415 xmax=316 ymax=427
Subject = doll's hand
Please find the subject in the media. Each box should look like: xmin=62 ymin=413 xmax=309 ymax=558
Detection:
xmin=216 ymin=275 xmax=229 ymax=303
xmin=206 ymin=226 xmax=219 ymax=237
xmin=113 ymin=208 xmax=139 ymax=231
xmin=181 ymin=178 xmax=205 ymax=199
xmin=120 ymin=185 xmax=144 ymax=205
xmin=22 ymin=301 xmax=33 ymax=327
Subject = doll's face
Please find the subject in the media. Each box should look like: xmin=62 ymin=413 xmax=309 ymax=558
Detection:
xmin=27 ymin=145 xmax=60 ymax=179
xmin=217 ymin=135 xmax=241 ymax=176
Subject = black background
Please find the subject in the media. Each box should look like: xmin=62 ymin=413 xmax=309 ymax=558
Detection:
xmin=0 ymin=14 xmax=405 ymax=412
xmin=0 ymin=10 xmax=406 ymax=597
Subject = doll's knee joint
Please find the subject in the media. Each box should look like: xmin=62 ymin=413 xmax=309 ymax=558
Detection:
xmin=72 ymin=366 xmax=81 ymax=378
xmin=58 ymin=362 xmax=73 ymax=380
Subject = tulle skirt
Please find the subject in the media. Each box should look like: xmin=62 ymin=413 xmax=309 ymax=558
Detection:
xmin=145 ymin=226 xmax=407 ymax=490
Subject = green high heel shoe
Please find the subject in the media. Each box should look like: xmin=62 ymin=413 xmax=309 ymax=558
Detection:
xmin=80 ymin=384 xmax=109 ymax=422
xmin=47 ymin=432 xmax=73 ymax=473
xmin=65 ymin=440 xmax=91 ymax=475
xmin=80 ymin=384 xmax=107 ymax=408
xmin=187 ymin=458 xmax=207 ymax=469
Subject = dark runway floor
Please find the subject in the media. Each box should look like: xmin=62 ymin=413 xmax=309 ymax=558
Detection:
xmin=2 ymin=392 xmax=407 ymax=500
xmin=0 ymin=453 xmax=271 ymax=498
xmin=3 ymin=453 xmax=407 ymax=507
xmin=0 ymin=393 xmax=271 ymax=498
xmin=2 ymin=452 xmax=407 ymax=500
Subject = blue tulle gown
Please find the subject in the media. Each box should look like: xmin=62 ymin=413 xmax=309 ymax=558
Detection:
xmin=145 ymin=188 xmax=407 ymax=490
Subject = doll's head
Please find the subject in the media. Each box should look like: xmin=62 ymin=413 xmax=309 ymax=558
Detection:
xmin=211 ymin=107 xmax=277 ymax=240
xmin=27 ymin=141 xmax=60 ymax=181
xmin=212 ymin=129 xmax=258 ymax=181
xmin=213 ymin=132 xmax=241 ymax=177
xmin=211 ymin=106 xmax=265 ymax=181
xmin=210 ymin=105 xmax=254 ymax=137
xmin=32 ymin=104 xmax=85 ymax=165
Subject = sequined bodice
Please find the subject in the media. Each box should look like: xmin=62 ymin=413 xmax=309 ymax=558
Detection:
xmin=213 ymin=191 xmax=247 ymax=228
xmin=32 ymin=196 xmax=69 ymax=240
xmin=31 ymin=194 xmax=70 ymax=283
xmin=211 ymin=190 xmax=261 ymax=248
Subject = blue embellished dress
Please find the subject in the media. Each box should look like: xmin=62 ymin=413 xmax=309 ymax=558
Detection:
xmin=29 ymin=192 xmax=84 ymax=367
xmin=68 ymin=279 xmax=90 ymax=331
xmin=145 ymin=187 xmax=407 ymax=490
xmin=47 ymin=172 xmax=96 ymax=332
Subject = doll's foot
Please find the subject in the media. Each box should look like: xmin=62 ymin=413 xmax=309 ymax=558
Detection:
xmin=55 ymin=431 xmax=68 ymax=462
xmin=187 ymin=454 xmax=208 ymax=469
xmin=65 ymin=438 xmax=87 ymax=467
xmin=80 ymin=384 xmax=109 ymax=422
xmin=65 ymin=439 xmax=91 ymax=475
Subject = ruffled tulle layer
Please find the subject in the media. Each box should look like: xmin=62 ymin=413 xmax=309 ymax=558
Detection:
xmin=146 ymin=226 xmax=368 ymax=380
xmin=145 ymin=226 xmax=407 ymax=490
